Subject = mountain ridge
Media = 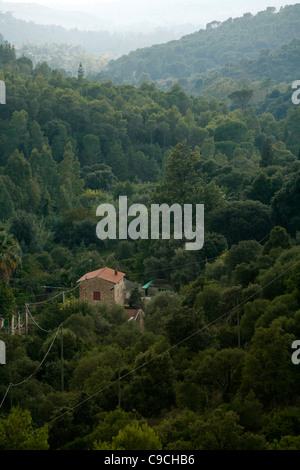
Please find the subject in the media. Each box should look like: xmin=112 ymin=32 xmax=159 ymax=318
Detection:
xmin=106 ymin=4 xmax=300 ymax=87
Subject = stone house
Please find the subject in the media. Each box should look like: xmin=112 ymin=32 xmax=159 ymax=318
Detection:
xmin=77 ymin=266 xmax=126 ymax=307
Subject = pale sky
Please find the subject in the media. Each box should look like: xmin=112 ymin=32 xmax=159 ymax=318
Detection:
xmin=3 ymin=0 xmax=297 ymax=14
xmin=1 ymin=0 xmax=299 ymax=31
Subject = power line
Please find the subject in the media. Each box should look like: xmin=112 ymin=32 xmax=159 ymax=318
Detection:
xmin=0 ymin=286 xmax=75 ymax=303
xmin=0 ymin=285 xmax=83 ymax=409
xmin=25 ymin=282 xmax=80 ymax=307
xmin=118 ymin=230 xmax=273 ymax=279
xmin=26 ymin=305 xmax=59 ymax=334
xmin=0 ymin=229 xmax=292 ymax=419
xmin=0 ymin=325 xmax=61 ymax=409
xmin=39 ymin=255 xmax=300 ymax=429
xmin=0 ymin=230 xmax=273 ymax=303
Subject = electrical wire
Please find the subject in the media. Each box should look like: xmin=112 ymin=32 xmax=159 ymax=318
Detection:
xmin=40 ymin=255 xmax=300 ymax=429
xmin=0 ymin=325 xmax=61 ymax=409
xmin=1 ymin=228 xmax=296 ymax=423
xmin=0 ymin=230 xmax=273 ymax=303
xmin=25 ymin=282 xmax=80 ymax=307
xmin=0 ymin=285 xmax=83 ymax=408
xmin=26 ymin=305 xmax=59 ymax=334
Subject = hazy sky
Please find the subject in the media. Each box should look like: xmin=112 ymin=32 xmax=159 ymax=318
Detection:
xmin=5 ymin=0 xmax=296 ymax=8
xmin=4 ymin=0 xmax=297 ymax=15
xmin=4 ymin=0 xmax=295 ymax=4
xmin=1 ymin=0 xmax=298 ymax=31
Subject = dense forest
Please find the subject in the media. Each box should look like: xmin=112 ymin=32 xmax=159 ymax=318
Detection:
xmin=0 ymin=5 xmax=300 ymax=450
xmin=107 ymin=5 xmax=300 ymax=96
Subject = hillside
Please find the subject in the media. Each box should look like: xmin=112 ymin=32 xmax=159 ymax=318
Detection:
xmin=177 ymin=38 xmax=300 ymax=117
xmin=107 ymin=4 xmax=300 ymax=88
xmin=0 ymin=7 xmax=300 ymax=452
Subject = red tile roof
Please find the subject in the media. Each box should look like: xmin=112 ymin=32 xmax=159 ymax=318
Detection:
xmin=77 ymin=267 xmax=125 ymax=284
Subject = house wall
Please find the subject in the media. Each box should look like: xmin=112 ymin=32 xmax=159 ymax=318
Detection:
xmin=114 ymin=277 xmax=125 ymax=305
xmin=79 ymin=277 xmax=125 ymax=306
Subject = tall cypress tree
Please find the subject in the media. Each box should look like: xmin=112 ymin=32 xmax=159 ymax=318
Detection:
xmin=78 ymin=62 xmax=84 ymax=82
xmin=58 ymin=141 xmax=84 ymax=203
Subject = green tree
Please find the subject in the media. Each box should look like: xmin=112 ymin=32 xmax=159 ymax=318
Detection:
xmin=262 ymin=407 xmax=300 ymax=443
xmin=105 ymin=142 xmax=128 ymax=181
xmin=249 ymin=173 xmax=275 ymax=205
xmin=209 ymin=200 xmax=272 ymax=246
xmin=58 ymin=141 xmax=84 ymax=203
xmin=225 ymin=240 xmax=261 ymax=274
xmin=240 ymin=321 xmax=296 ymax=406
xmin=5 ymin=149 xmax=31 ymax=187
xmin=95 ymin=421 xmax=162 ymax=450
xmin=8 ymin=210 xmax=38 ymax=252
xmin=0 ymin=407 xmax=49 ymax=450
xmin=194 ymin=282 xmax=223 ymax=323
xmin=7 ymin=110 xmax=29 ymax=157
xmin=30 ymin=120 xmax=47 ymax=151
xmin=164 ymin=303 xmax=211 ymax=351
xmin=152 ymin=141 xmax=203 ymax=205
xmin=214 ymin=119 xmax=248 ymax=143
xmin=191 ymin=348 xmax=246 ymax=401
xmin=190 ymin=408 xmax=266 ymax=450
xmin=271 ymin=171 xmax=300 ymax=237
xmin=260 ymin=77 xmax=274 ymax=97
xmin=30 ymin=145 xmax=58 ymax=200
xmin=229 ymin=390 xmax=264 ymax=432
xmin=0 ymin=225 xmax=21 ymax=283
xmin=0 ymin=176 xmax=14 ymax=220
xmin=0 ymin=281 xmax=15 ymax=316
xmin=260 ymin=137 xmax=274 ymax=167
xmin=78 ymin=62 xmax=84 ymax=81
xmin=239 ymin=299 xmax=270 ymax=343
xmin=80 ymin=134 xmax=101 ymax=167
xmin=123 ymin=349 xmax=176 ymax=417
xmin=128 ymin=287 xmax=143 ymax=309
xmin=228 ymin=89 xmax=253 ymax=111
xmin=262 ymin=226 xmax=292 ymax=255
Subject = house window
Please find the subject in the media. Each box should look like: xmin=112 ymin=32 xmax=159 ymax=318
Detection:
xmin=93 ymin=291 xmax=101 ymax=301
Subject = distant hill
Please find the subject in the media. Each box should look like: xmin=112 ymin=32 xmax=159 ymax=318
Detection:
xmin=17 ymin=43 xmax=109 ymax=78
xmin=106 ymin=4 xmax=300 ymax=86
xmin=182 ymin=37 xmax=300 ymax=105
xmin=0 ymin=10 xmax=195 ymax=59
xmin=0 ymin=0 xmax=109 ymax=31
xmin=0 ymin=0 xmax=108 ymax=31
xmin=209 ymin=38 xmax=300 ymax=85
